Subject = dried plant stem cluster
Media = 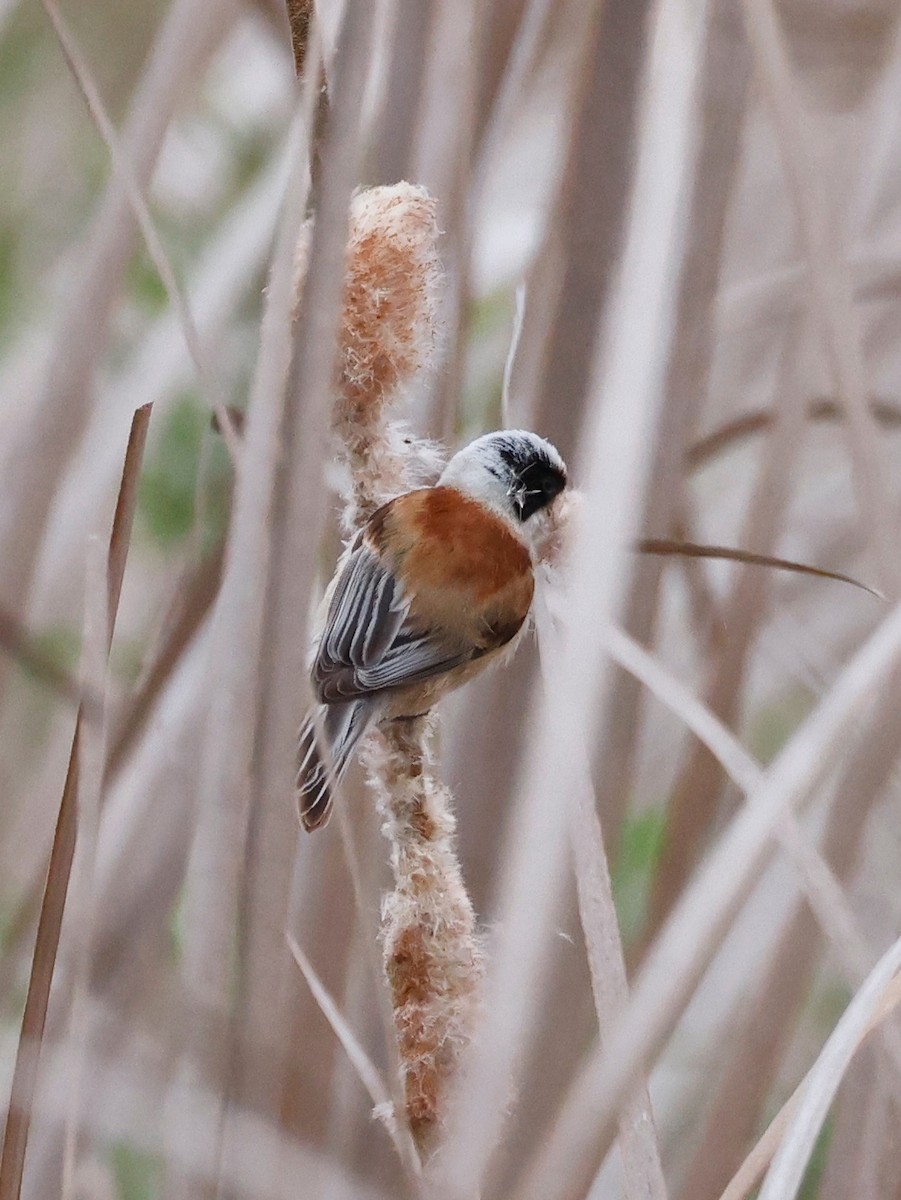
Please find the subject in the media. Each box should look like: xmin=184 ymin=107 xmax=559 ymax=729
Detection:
xmin=303 ymin=181 xmax=482 ymax=1149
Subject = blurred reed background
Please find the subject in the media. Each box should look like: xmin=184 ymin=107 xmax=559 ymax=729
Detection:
xmin=3 ymin=0 xmax=901 ymax=1198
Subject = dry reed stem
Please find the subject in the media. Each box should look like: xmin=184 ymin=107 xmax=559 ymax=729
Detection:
xmin=163 ymin=108 xmax=317 ymax=1200
xmin=220 ymin=3 xmax=379 ymax=1189
xmin=647 ymin=315 xmax=810 ymax=944
xmin=285 ymin=0 xmax=313 ymax=77
xmin=514 ymin=598 xmax=901 ymax=1200
xmin=442 ymin=0 xmax=711 ymax=1191
xmin=61 ymin=538 xmax=109 ymax=1200
xmin=286 ymin=934 xmax=412 ymax=1163
xmin=740 ymin=0 xmax=901 ymax=597
xmin=310 ymin=180 xmax=480 ymax=1154
xmin=0 ymin=405 xmax=151 ymax=1200
xmin=596 ymin=0 xmax=750 ymax=851
xmin=40 ymin=0 xmax=240 ymax=463
xmin=370 ymin=0 xmax=437 ymax=186
xmin=687 ymin=690 xmax=901 ymax=1200
xmin=534 ymin=604 xmax=667 ymax=1200
xmin=408 ymin=0 xmax=482 ymax=443
xmin=221 ymin=60 xmax=338 ymax=1156
xmin=534 ymin=0 xmax=651 ymax=462
xmin=503 ymin=0 xmax=607 ymax=435
xmin=0 ymin=0 xmax=236 ymax=653
xmin=748 ymin=937 xmax=901 ymax=1200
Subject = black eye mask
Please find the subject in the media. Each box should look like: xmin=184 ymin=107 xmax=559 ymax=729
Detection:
xmin=512 ymin=460 xmax=567 ymax=521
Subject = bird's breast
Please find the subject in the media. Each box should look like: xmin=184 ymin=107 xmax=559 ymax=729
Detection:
xmin=366 ymin=487 xmax=534 ymax=647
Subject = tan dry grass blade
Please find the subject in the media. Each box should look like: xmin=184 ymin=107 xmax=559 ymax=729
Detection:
xmin=285 ymin=0 xmax=313 ymax=78
xmin=513 ymin=597 xmax=901 ymax=1200
xmin=61 ymin=537 xmax=109 ymax=1200
xmin=644 ymin=321 xmax=812 ymax=946
xmin=40 ymin=0 xmax=240 ymax=464
xmin=168 ymin=6 xmax=377 ymax=1196
xmin=606 ymin=626 xmax=901 ymax=1046
xmin=166 ymin=117 xmax=312 ymax=1200
xmin=758 ymin=944 xmax=901 ymax=1199
xmin=718 ymin=937 xmax=901 ymax=1200
xmin=440 ymin=0 xmax=711 ymax=1191
xmin=286 ymin=933 xmax=422 ymax=1184
xmin=0 ymin=404 xmax=151 ymax=1200
xmin=534 ymin=603 xmax=667 ymax=1200
xmin=740 ymin=0 xmax=901 ymax=597
xmin=684 ymin=397 xmax=901 ymax=471
xmin=595 ymin=0 xmax=750 ymax=854
xmin=635 ymin=540 xmax=883 ymax=600
xmin=0 ymin=0 xmax=235 ymax=643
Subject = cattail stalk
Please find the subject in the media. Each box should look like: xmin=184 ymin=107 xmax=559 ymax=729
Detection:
xmin=361 ymin=719 xmax=483 ymax=1148
xmin=302 ymin=181 xmax=483 ymax=1151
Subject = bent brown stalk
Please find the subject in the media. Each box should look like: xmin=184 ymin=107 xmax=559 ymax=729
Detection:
xmin=0 ymin=404 xmax=151 ymax=1200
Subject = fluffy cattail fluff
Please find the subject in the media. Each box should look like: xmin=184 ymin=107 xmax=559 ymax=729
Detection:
xmin=297 ymin=182 xmax=484 ymax=1153
xmin=362 ymin=719 xmax=484 ymax=1149
xmin=295 ymin=182 xmax=446 ymax=530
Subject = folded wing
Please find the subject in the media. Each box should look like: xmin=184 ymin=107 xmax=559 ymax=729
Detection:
xmin=312 ymin=529 xmax=470 ymax=704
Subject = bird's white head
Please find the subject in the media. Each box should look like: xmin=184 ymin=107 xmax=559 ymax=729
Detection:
xmin=438 ymin=430 xmax=568 ymax=553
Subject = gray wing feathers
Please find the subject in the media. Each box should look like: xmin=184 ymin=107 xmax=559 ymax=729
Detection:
xmin=296 ymin=701 xmax=373 ymax=830
xmin=312 ymin=542 xmax=469 ymax=704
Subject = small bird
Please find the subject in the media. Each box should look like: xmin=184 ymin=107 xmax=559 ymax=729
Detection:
xmin=296 ymin=429 xmax=568 ymax=830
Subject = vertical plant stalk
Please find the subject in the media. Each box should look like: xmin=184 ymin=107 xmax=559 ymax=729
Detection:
xmin=596 ymin=0 xmax=749 ymax=853
xmin=739 ymin=0 xmax=901 ymax=598
xmin=61 ymin=537 xmax=109 ymax=1200
xmin=161 ymin=57 xmax=321 ymax=1200
xmin=0 ymin=0 xmax=235 ymax=653
xmin=309 ymin=181 xmax=480 ymax=1152
xmin=533 ymin=604 xmax=667 ymax=1200
xmin=646 ymin=315 xmax=810 ymax=947
xmin=0 ymin=405 xmax=151 ymax=1200
xmin=512 ymin=598 xmax=901 ymax=1200
xmin=285 ymin=0 xmax=313 ymax=78
xmin=40 ymin=0 xmax=240 ymax=462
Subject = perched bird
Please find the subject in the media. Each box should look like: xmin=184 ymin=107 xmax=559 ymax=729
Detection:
xmin=296 ymin=429 xmax=568 ymax=830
